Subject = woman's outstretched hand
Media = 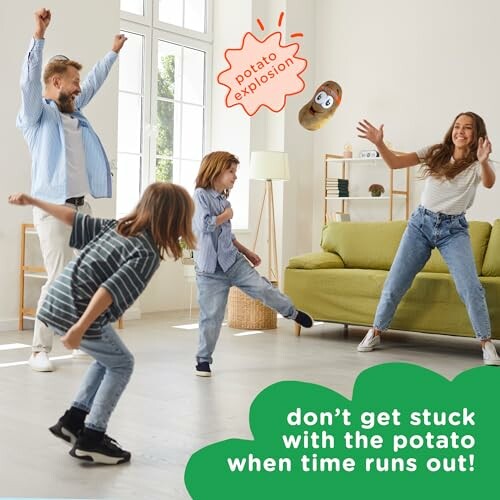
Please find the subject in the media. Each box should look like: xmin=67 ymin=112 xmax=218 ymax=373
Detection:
xmin=477 ymin=136 xmax=492 ymax=163
xmin=357 ymin=119 xmax=384 ymax=147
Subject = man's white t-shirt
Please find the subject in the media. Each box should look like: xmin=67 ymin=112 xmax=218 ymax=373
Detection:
xmin=417 ymin=146 xmax=482 ymax=215
xmin=61 ymin=113 xmax=89 ymax=199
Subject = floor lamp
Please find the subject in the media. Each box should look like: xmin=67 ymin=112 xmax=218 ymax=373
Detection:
xmin=250 ymin=151 xmax=290 ymax=284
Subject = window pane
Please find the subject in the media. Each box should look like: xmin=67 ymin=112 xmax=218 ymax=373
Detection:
xmin=118 ymin=93 xmax=142 ymax=154
xmin=184 ymin=0 xmax=206 ymax=32
xmin=120 ymin=0 xmax=143 ymax=16
xmin=157 ymin=100 xmax=175 ymax=159
xmin=157 ymin=41 xmax=182 ymax=100
xmin=159 ymin=0 xmax=183 ymax=27
xmin=156 ymin=158 xmax=174 ymax=182
xmin=181 ymin=104 xmax=203 ymax=160
xmin=119 ymin=31 xmax=143 ymax=94
xmin=116 ymin=153 xmax=141 ymax=218
xmin=182 ymin=47 xmax=204 ymax=105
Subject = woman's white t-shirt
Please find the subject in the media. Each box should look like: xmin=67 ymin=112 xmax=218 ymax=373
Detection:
xmin=417 ymin=146 xmax=482 ymax=215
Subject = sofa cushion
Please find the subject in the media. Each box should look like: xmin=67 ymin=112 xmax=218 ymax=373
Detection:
xmin=287 ymin=252 xmax=344 ymax=270
xmin=482 ymin=220 xmax=500 ymax=277
xmin=422 ymin=221 xmax=491 ymax=274
xmin=321 ymin=221 xmax=407 ymax=270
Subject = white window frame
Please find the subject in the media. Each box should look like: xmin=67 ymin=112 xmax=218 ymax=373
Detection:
xmin=119 ymin=21 xmax=152 ymax=196
xmin=120 ymin=0 xmax=212 ymax=191
xmin=150 ymin=29 xmax=212 ymax=186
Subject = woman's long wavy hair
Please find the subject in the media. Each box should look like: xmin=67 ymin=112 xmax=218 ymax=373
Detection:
xmin=195 ymin=151 xmax=239 ymax=197
xmin=421 ymin=112 xmax=487 ymax=180
xmin=116 ymin=182 xmax=196 ymax=261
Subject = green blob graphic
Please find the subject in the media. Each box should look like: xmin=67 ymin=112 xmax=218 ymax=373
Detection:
xmin=185 ymin=363 xmax=500 ymax=499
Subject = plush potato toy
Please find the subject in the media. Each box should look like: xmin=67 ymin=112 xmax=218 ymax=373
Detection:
xmin=298 ymin=81 xmax=342 ymax=131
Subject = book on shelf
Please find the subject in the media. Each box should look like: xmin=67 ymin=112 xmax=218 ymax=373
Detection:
xmin=326 ymin=189 xmax=350 ymax=195
xmin=326 ymin=178 xmax=349 ymax=186
xmin=326 ymin=177 xmax=349 ymax=197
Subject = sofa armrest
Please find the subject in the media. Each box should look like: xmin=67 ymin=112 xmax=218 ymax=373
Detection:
xmin=287 ymin=251 xmax=345 ymax=270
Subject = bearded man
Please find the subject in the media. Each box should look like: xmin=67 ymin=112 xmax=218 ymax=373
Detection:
xmin=17 ymin=7 xmax=127 ymax=372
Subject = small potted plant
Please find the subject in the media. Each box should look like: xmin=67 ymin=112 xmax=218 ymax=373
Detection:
xmin=368 ymin=183 xmax=385 ymax=197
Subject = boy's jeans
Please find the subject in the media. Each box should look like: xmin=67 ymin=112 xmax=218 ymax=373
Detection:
xmin=374 ymin=205 xmax=491 ymax=340
xmin=196 ymin=253 xmax=296 ymax=364
xmin=56 ymin=324 xmax=134 ymax=432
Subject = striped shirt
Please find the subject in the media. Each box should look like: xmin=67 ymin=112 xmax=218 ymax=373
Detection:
xmin=17 ymin=38 xmax=117 ymax=204
xmin=417 ymin=146 xmax=482 ymax=215
xmin=38 ymin=213 xmax=160 ymax=338
xmin=192 ymin=188 xmax=238 ymax=273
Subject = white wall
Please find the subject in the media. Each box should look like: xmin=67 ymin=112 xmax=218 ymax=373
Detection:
xmin=311 ymin=0 xmax=500 ymax=247
xmin=0 ymin=0 xmax=120 ymax=331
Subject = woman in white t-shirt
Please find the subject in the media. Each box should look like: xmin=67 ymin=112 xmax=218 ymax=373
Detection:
xmin=355 ymin=112 xmax=498 ymax=365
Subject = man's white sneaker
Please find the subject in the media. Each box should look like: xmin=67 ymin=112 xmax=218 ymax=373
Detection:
xmin=482 ymin=341 xmax=500 ymax=366
xmin=72 ymin=349 xmax=90 ymax=359
xmin=357 ymin=328 xmax=381 ymax=352
xmin=29 ymin=352 xmax=54 ymax=372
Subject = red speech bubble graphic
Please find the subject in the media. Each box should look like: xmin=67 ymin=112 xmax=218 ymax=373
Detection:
xmin=217 ymin=30 xmax=308 ymax=116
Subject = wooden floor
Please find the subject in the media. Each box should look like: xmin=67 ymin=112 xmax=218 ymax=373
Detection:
xmin=0 ymin=311 xmax=488 ymax=499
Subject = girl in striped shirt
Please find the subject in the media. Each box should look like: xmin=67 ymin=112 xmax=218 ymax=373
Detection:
xmin=9 ymin=182 xmax=195 ymax=464
xmin=356 ymin=112 xmax=498 ymax=365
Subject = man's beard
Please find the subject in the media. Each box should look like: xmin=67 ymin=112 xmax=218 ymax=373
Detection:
xmin=57 ymin=91 xmax=76 ymax=113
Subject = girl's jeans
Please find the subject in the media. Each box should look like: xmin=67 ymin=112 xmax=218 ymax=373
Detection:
xmin=56 ymin=323 xmax=134 ymax=432
xmin=374 ymin=205 xmax=491 ymax=340
xmin=196 ymin=253 xmax=296 ymax=364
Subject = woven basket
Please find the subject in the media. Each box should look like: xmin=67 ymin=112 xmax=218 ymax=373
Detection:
xmin=227 ymin=286 xmax=277 ymax=330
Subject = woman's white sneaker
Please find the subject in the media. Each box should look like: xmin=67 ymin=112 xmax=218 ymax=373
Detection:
xmin=357 ymin=329 xmax=381 ymax=352
xmin=482 ymin=341 xmax=500 ymax=366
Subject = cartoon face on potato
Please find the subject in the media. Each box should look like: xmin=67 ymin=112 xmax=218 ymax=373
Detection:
xmin=298 ymin=81 xmax=342 ymax=131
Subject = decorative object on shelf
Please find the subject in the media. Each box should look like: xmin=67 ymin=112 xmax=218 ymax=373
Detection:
xmin=298 ymin=80 xmax=342 ymax=131
xmin=359 ymin=149 xmax=380 ymax=159
xmin=250 ymin=151 xmax=290 ymax=284
xmin=334 ymin=212 xmax=351 ymax=222
xmin=343 ymin=143 xmax=353 ymax=158
xmin=368 ymin=183 xmax=385 ymax=197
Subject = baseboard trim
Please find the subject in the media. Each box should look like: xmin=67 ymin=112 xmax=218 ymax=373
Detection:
xmin=0 ymin=319 xmax=22 ymax=333
xmin=123 ymin=309 xmax=141 ymax=321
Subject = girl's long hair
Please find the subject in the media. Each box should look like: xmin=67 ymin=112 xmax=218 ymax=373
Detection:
xmin=116 ymin=182 xmax=196 ymax=260
xmin=421 ymin=112 xmax=487 ymax=180
xmin=195 ymin=151 xmax=239 ymax=197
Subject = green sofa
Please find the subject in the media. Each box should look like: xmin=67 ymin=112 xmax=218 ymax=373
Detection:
xmin=284 ymin=220 xmax=500 ymax=339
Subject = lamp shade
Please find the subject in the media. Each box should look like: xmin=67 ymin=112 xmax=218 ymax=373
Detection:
xmin=250 ymin=151 xmax=290 ymax=181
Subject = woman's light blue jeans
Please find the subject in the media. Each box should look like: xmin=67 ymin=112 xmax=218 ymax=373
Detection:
xmin=55 ymin=324 xmax=134 ymax=432
xmin=374 ymin=205 xmax=491 ymax=340
xmin=196 ymin=253 xmax=296 ymax=364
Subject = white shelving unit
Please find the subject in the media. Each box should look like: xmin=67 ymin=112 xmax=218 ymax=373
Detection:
xmin=323 ymin=154 xmax=410 ymax=223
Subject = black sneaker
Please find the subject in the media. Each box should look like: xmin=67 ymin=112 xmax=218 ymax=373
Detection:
xmin=294 ymin=310 xmax=313 ymax=328
xmin=70 ymin=433 xmax=131 ymax=465
xmin=49 ymin=411 xmax=82 ymax=446
xmin=195 ymin=361 xmax=211 ymax=377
